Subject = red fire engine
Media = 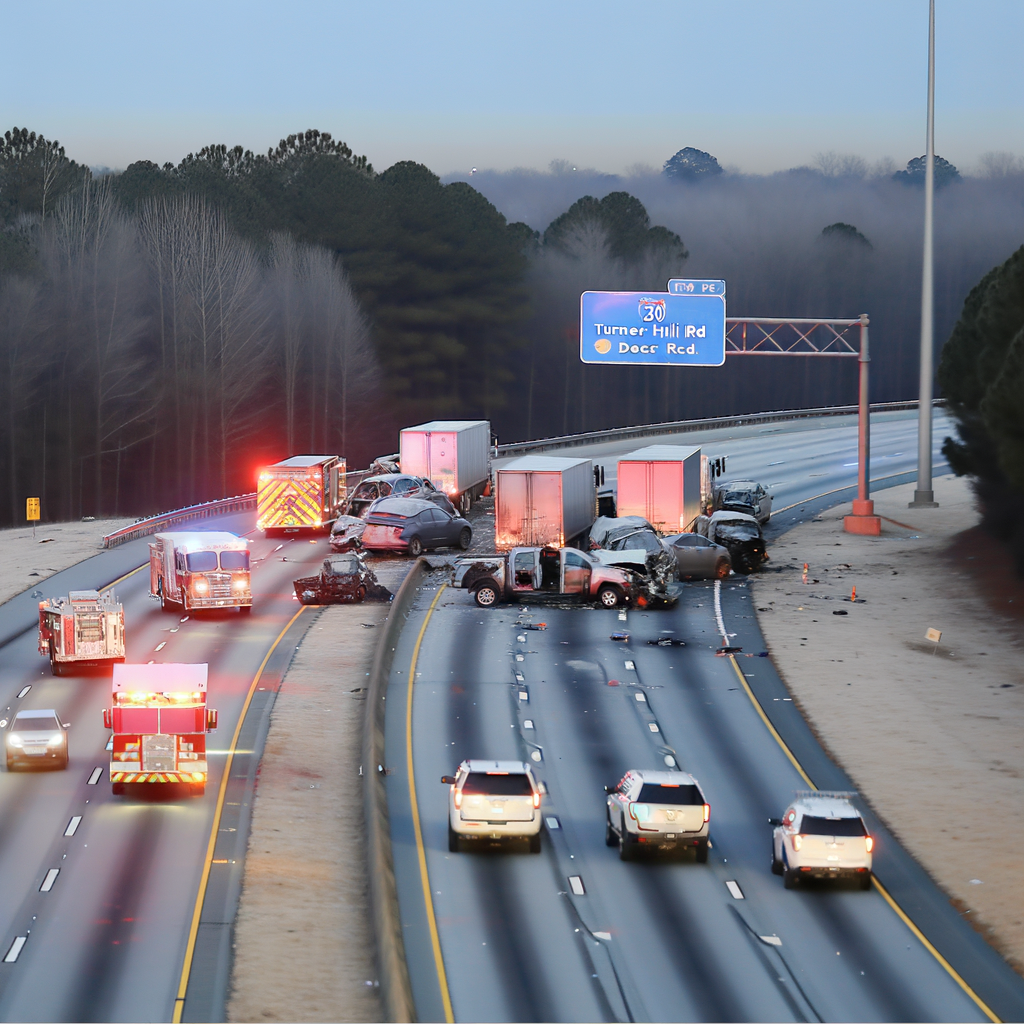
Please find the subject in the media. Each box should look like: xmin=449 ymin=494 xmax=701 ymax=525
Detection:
xmin=38 ymin=590 xmax=125 ymax=676
xmin=103 ymin=663 xmax=218 ymax=796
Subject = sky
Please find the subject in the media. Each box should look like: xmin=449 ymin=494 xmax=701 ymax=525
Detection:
xmin=3 ymin=0 xmax=1024 ymax=177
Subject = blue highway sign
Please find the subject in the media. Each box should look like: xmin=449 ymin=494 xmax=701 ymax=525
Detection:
xmin=580 ymin=290 xmax=726 ymax=366
xmin=668 ymin=278 xmax=725 ymax=295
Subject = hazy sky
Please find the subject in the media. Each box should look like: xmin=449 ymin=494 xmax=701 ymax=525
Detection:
xmin=4 ymin=0 xmax=1023 ymax=176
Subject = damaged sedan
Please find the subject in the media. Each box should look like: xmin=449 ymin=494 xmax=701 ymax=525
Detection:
xmin=293 ymin=554 xmax=391 ymax=604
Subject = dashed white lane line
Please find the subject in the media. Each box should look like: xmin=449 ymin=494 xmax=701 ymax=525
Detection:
xmin=64 ymin=816 xmax=82 ymax=837
xmin=39 ymin=869 xmax=59 ymax=893
xmin=154 ymin=641 xmax=166 ymax=652
xmin=714 ymin=579 xmax=727 ymax=642
xmin=4 ymin=937 xmax=26 ymax=962
xmin=759 ymin=934 xmax=782 ymax=946
xmin=568 ymin=875 xmax=586 ymax=896
xmin=634 ymin=692 xmax=646 ymax=702
xmin=16 ymin=686 xmax=30 ymax=699
xmin=726 ymin=880 xmax=745 ymax=900
xmin=87 ymin=767 xmax=103 ymax=785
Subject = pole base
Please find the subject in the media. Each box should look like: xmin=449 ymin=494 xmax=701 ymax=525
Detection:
xmin=844 ymin=513 xmax=881 ymax=536
xmin=908 ymin=489 xmax=939 ymax=508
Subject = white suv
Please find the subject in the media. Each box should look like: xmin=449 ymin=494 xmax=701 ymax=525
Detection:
xmin=605 ymin=770 xmax=710 ymax=861
xmin=771 ymin=791 xmax=873 ymax=889
xmin=442 ymin=760 xmax=542 ymax=852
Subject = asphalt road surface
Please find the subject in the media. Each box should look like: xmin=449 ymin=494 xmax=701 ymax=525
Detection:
xmin=388 ymin=408 xmax=1024 ymax=1023
xmin=0 ymin=512 xmax=331 ymax=1023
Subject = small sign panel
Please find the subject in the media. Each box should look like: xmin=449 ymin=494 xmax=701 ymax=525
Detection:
xmin=925 ymin=628 xmax=942 ymax=643
xmin=580 ymin=290 xmax=726 ymax=366
xmin=668 ymin=278 xmax=726 ymax=295
xmin=25 ymin=498 xmax=40 ymax=522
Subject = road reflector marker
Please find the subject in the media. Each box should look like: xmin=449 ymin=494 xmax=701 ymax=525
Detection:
xmin=624 ymin=661 xmax=635 ymax=670
xmin=759 ymin=934 xmax=782 ymax=946
xmin=16 ymin=686 xmax=30 ymax=699
xmin=594 ymin=931 xmax=612 ymax=941
xmin=4 ymin=937 xmax=26 ymax=963
xmin=635 ymin=693 xmax=646 ymax=702
xmin=40 ymin=869 xmax=59 ymax=893
xmin=545 ymin=816 xmax=560 ymax=829
xmin=518 ymin=691 xmax=528 ymax=701
xmin=523 ymin=719 xmax=534 ymax=729
xmin=64 ymin=816 xmax=82 ymax=837
xmin=726 ymin=880 xmax=744 ymax=899
xmin=87 ymin=767 xmax=103 ymax=786
xmin=569 ymin=875 xmax=586 ymax=896
xmin=648 ymin=723 xmax=659 ymax=733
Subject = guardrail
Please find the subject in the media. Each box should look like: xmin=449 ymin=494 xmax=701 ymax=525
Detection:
xmin=101 ymin=494 xmax=257 ymax=549
xmin=495 ymin=399 xmax=946 ymax=458
xmin=363 ymin=560 xmax=424 ymax=1022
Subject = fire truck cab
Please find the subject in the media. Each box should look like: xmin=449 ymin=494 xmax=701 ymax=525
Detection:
xmin=103 ymin=663 xmax=218 ymax=796
xmin=257 ymin=455 xmax=346 ymax=536
xmin=38 ymin=590 xmax=125 ymax=676
xmin=150 ymin=532 xmax=252 ymax=614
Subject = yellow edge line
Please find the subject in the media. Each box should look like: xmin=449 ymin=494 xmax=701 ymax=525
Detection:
xmin=728 ymin=655 xmax=1000 ymax=1022
xmin=406 ymin=583 xmax=454 ymax=1024
xmin=172 ymin=605 xmax=308 ymax=1023
xmin=100 ymin=562 xmax=147 ymax=592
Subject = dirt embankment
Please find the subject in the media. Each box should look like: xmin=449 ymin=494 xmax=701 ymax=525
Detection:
xmin=753 ymin=475 xmax=1024 ymax=972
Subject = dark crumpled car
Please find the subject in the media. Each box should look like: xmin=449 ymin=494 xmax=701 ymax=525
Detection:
xmin=713 ymin=480 xmax=772 ymax=525
xmin=293 ymin=554 xmax=391 ymax=604
xmin=699 ymin=511 xmax=767 ymax=573
xmin=345 ymin=474 xmax=457 ymax=519
xmin=360 ymin=497 xmax=472 ymax=556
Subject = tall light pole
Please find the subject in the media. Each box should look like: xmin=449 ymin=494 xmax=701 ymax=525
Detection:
xmin=911 ymin=0 xmax=939 ymax=508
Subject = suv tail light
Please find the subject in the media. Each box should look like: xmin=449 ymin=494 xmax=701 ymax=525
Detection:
xmin=865 ymin=835 xmax=874 ymax=853
xmin=453 ymin=786 xmax=462 ymax=810
xmin=703 ymin=803 xmax=710 ymax=823
xmin=532 ymin=790 xmax=541 ymax=810
xmin=792 ymin=834 xmax=803 ymax=851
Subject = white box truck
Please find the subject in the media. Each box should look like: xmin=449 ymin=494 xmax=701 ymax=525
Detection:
xmin=617 ymin=445 xmax=702 ymax=534
xmin=495 ymin=456 xmax=595 ymax=550
xmin=400 ymin=420 xmax=491 ymax=512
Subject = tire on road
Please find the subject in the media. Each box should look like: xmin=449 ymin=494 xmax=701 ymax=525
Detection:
xmin=458 ymin=527 xmax=472 ymax=551
xmin=239 ymin=604 xmax=253 ymax=615
xmin=859 ymin=871 xmax=872 ymax=891
xmin=771 ymin=847 xmax=783 ymax=875
xmin=407 ymin=536 xmax=424 ymax=558
xmin=597 ymin=584 xmax=623 ymax=609
xmin=783 ymin=867 xmax=799 ymax=889
xmin=112 ymin=782 xmax=125 ymax=795
xmin=618 ymin=822 xmax=635 ymax=861
xmin=605 ymin=814 xmax=617 ymax=847
xmin=473 ymin=581 xmax=500 ymax=608
xmin=529 ymin=832 xmax=541 ymax=854
xmin=695 ymin=839 xmax=709 ymax=863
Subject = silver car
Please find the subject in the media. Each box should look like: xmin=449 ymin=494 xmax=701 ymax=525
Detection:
xmin=6 ymin=709 xmax=69 ymax=771
xmin=442 ymin=759 xmax=542 ymax=852
xmin=605 ymin=769 xmax=710 ymax=861
xmin=663 ymin=532 xmax=732 ymax=579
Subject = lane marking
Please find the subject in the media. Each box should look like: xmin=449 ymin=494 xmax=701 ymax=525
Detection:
xmin=569 ymin=875 xmax=586 ymax=896
xmin=154 ymin=641 xmax=166 ymax=652
xmin=759 ymin=934 xmax=782 ymax=947
xmin=405 ymin=584 xmax=454 ymax=1024
xmin=87 ymin=767 xmax=103 ymax=785
xmin=64 ymin=816 xmax=82 ymax=837
xmin=546 ymin=817 xmax=560 ymax=829
xmin=172 ymin=605 xmax=308 ymax=1024
xmin=727 ymin=641 xmax=1000 ymax=1019
xmin=4 ymin=937 xmax=26 ymax=963
xmin=725 ymin=880 xmax=745 ymax=900
xmin=16 ymin=686 xmax=30 ymax=699
xmin=39 ymin=869 xmax=59 ymax=892
xmin=772 ymin=465 xmax=949 ymax=517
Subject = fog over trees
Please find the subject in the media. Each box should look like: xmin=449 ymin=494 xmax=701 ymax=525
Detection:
xmin=1 ymin=127 xmax=1023 ymax=524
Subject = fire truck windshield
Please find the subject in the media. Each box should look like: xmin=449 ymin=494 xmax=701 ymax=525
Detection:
xmin=219 ymin=550 xmax=249 ymax=570
xmin=185 ymin=552 xmax=218 ymax=572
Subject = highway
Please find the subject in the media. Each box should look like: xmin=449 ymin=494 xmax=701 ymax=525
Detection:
xmin=0 ymin=513 xmax=329 ymax=1022
xmin=386 ymin=407 xmax=1024 ymax=1023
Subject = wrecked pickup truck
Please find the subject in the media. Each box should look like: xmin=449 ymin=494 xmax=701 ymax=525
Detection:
xmin=453 ymin=547 xmax=635 ymax=608
xmin=293 ymin=554 xmax=391 ymax=605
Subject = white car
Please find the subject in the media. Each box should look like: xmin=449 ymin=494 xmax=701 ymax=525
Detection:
xmin=771 ymin=791 xmax=873 ymax=889
xmin=605 ymin=770 xmax=710 ymax=861
xmin=442 ymin=760 xmax=542 ymax=852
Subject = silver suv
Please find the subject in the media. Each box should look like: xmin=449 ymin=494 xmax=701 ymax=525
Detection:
xmin=442 ymin=760 xmax=542 ymax=852
xmin=605 ymin=770 xmax=710 ymax=861
xmin=771 ymin=791 xmax=873 ymax=889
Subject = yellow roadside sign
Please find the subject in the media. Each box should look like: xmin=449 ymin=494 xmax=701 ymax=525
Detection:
xmin=26 ymin=498 xmax=40 ymax=521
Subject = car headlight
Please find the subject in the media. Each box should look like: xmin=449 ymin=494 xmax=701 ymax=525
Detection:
xmin=193 ymin=578 xmax=209 ymax=593
xmin=7 ymin=735 xmax=23 ymax=748
xmin=232 ymin=578 xmax=247 ymax=591
xmin=47 ymin=733 xmax=63 ymax=747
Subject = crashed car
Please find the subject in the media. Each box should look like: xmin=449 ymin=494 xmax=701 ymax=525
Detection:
xmin=662 ymin=532 xmax=732 ymax=580
xmin=329 ymin=515 xmax=366 ymax=552
xmin=697 ymin=511 xmax=768 ymax=574
xmin=344 ymin=474 xmax=457 ymax=519
xmin=589 ymin=516 xmax=679 ymax=606
xmin=713 ymin=480 xmax=772 ymax=525
xmin=293 ymin=554 xmax=391 ymax=604
xmin=361 ymin=497 xmax=472 ymax=556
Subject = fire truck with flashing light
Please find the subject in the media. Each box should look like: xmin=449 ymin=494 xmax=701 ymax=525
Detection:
xmin=149 ymin=532 xmax=252 ymax=614
xmin=38 ymin=590 xmax=125 ymax=676
xmin=257 ymin=455 xmax=346 ymax=535
xmin=103 ymin=662 xmax=218 ymax=796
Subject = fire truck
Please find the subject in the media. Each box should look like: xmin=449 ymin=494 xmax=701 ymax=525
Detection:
xmin=38 ymin=590 xmax=125 ymax=676
xmin=103 ymin=663 xmax=218 ymax=796
xmin=257 ymin=455 xmax=346 ymax=535
xmin=149 ymin=532 xmax=252 ymax=614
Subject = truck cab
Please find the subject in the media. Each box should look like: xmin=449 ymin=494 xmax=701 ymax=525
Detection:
xmin=150 ymin=532 xmax=252 ymax=614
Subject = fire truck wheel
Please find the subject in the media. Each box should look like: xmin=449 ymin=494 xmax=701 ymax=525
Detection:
xmin=159 ymin=587 xmax=169 ymax=611
xmin=407 ymin=536 xmax=424 ymax=558
xmin=239 ymin=605 xmax=252 ymax=615
xmin=181 ymin=593 xmax=190 ymax=615
xmin=49 ymin=652 xmax=61 ymax=676
xmin=112 ymin=782 xmax=125 ymax=795
xmin=190 ymin=783 xmax=206 ymax=797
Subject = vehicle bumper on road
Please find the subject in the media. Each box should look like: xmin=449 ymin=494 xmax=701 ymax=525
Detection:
xmin=452 ymin=816 xmax=541 ymax=839
xmin=110 ymin=768 xmax=208 ymax=783
xmin=792 ymin=863 xmax=871 ymax=880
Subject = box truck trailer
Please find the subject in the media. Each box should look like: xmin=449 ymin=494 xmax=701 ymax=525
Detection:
xmin=399 ymin=420 xmax=490 ymax=512
xmin=495 ymin=456 xmax=595 ymax=550
xmin=617 ymin=445 xmax=702 ymax=534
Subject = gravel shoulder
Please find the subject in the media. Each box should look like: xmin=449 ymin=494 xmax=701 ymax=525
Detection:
xmin=752 ymin=474 xmax=1023 ymax=973
xmin=0 ymin=518 xmax=133 ymax=604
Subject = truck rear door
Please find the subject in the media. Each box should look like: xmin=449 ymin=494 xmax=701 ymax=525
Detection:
xmin=429 ymin=432 xmax=455 ymax=495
